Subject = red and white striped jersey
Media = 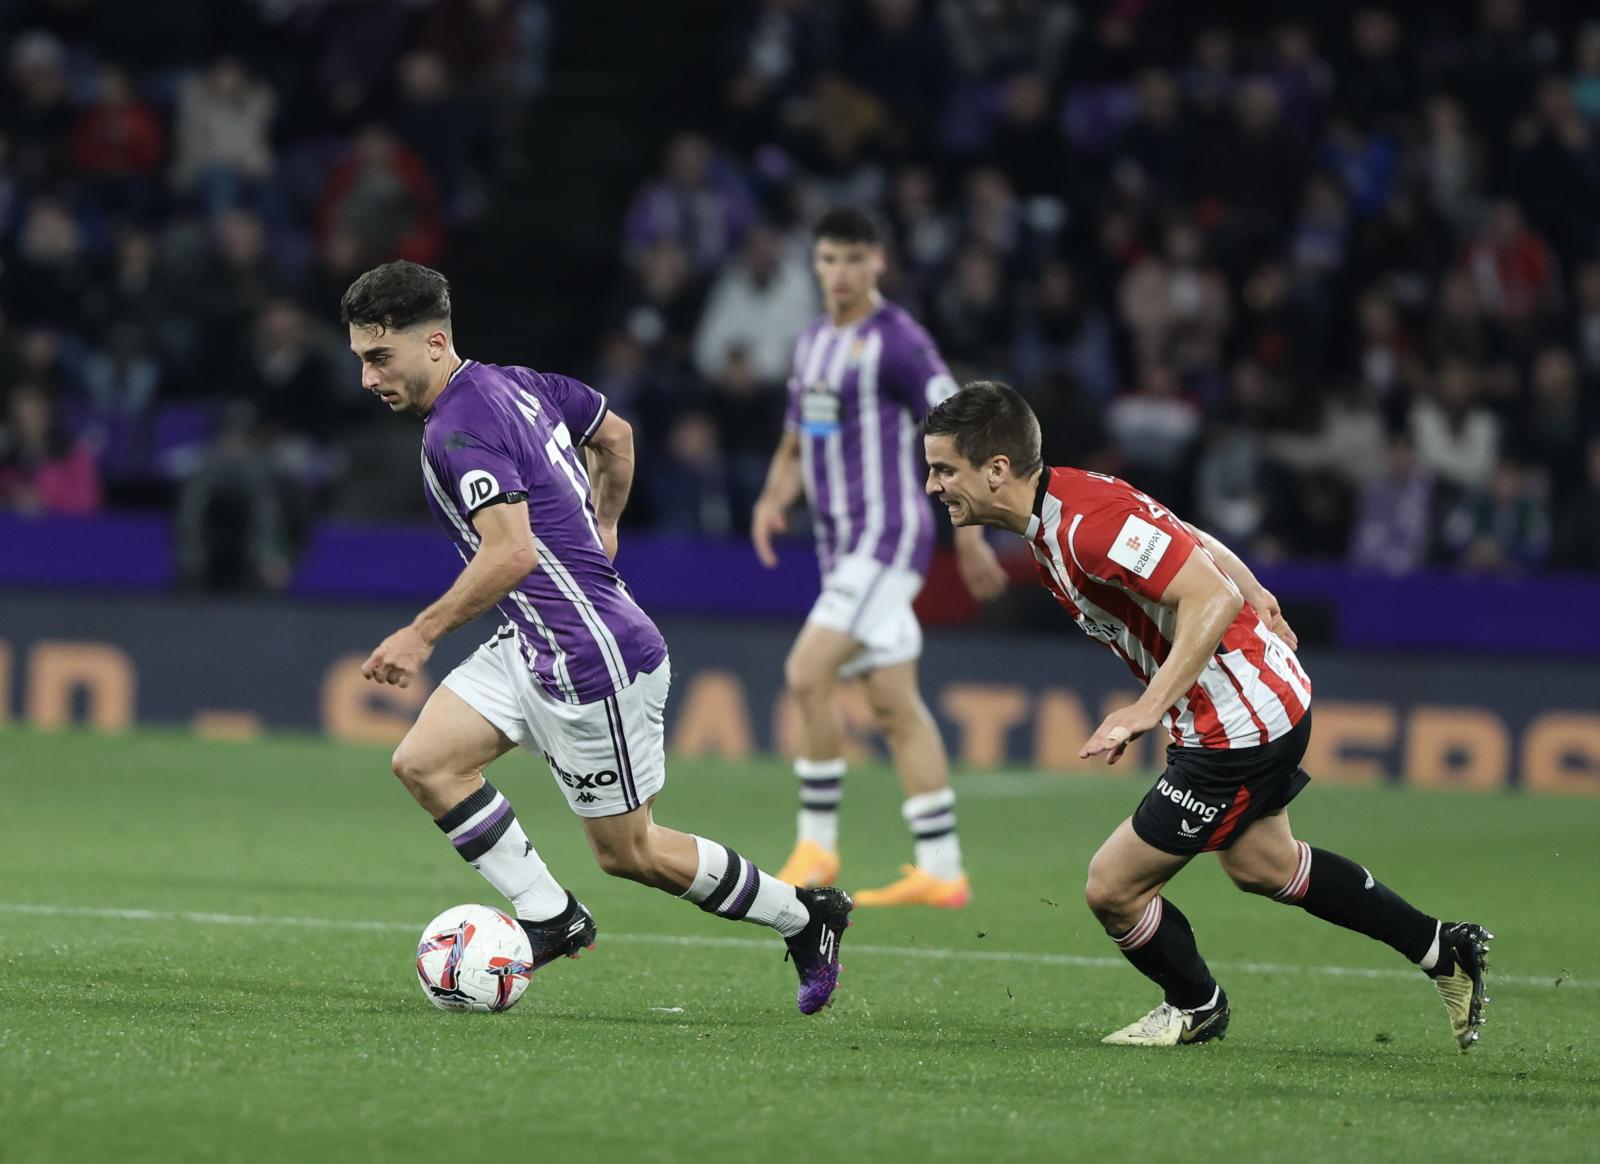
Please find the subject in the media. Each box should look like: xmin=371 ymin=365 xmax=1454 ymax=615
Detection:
xmin=1025 ymin=466 xmax=1312 ymax=750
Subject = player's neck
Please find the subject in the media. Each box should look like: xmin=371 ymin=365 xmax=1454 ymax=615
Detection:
xmin=826 ymin=290 xmax=882 ymax=329
xmin=418 ymin=350 xmax=466 ymax=415
xmin=990 ymin=470 xmax=1046 ymax=536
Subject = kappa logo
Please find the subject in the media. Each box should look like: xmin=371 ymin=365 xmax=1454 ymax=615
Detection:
xmin=459 ymin=469 xmax=500 ymax=509
xmin=574 ymin=791 xmax=600 ymax=805
xmin=1155 ymin=776 xmax=1224 ymax=823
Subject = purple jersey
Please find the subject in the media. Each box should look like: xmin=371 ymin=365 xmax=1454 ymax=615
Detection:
xmin=785 ymin=300 xmax=956 ymax=575
xmin=420 ymin=360 xmax=667 ymax=704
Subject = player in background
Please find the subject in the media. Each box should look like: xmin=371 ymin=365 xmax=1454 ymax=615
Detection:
xmin=920 ymin=381 xmax=1491 ymax=1049
xmin=751 ymin=207 xmax=1007 ymax=908
xmin=343 ymin=261 xmax=851 ymax=1015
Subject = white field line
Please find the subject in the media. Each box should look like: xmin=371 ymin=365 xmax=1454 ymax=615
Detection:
xmin=0 ymin=902 xmax=1579 ymax=992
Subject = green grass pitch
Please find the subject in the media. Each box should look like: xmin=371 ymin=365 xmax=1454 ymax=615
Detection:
xmin=1 ymin=726 xmax=1596 ymax=1163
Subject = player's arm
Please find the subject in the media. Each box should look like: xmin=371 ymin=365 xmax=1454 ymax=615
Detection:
xmin=1182 ymin=520 xmax=1297 ymax=649
xmin=752 ymin=429 xmax=803 ymax=568
xmin=953 ymin=525 xmax=1007 ymax=600
xmin=1080 ymin=551 xmax=1243 ymax=763
xmin=584 ymin=409 xmax=634 ymax=561
xmin=363 ymin=501 xmax=537 ymax=687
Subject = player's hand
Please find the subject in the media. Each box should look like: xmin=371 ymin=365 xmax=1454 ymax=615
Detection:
xmin=955 ymin=536 xmax=1008 ymax=601
xmin=1080 ymin=704 xmax=1161 ymax=765
xmin=751 ymin=496 xmax=787 ymax=569
xmin=599 ymin=521 xmax=619 ymax=562
xmin=1250 ymin=587 xmax=1298 ymax=650
xmin=362 ymin=625 xmax=434 ymax=688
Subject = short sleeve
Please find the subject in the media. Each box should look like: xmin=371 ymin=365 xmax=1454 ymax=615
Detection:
xmin=429 ymin=421 xmax=528 ymax=514
xmin=520 ymin=369 xmax=608 ymax=445
xmin=784 ymin=370 xmax=803 ymax=432
xmin=880 ymin=324 xmax=957 ymax=421
xmin=1064 ymin=501 xmax=1198 ymax=601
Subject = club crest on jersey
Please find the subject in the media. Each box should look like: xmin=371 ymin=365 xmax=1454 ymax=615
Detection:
xmin=459 ymin=469 xmax=500 ymax=509
xmin=1108 ymin=515 xmax=1170 ymax=579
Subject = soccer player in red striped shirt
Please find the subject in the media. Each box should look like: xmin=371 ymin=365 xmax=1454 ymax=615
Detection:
xmin=921 ymin=381 xmax=1491 ymax=1050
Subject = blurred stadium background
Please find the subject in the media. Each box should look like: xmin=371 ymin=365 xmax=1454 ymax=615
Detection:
xmin=1 ymin=0 xmax=1595 ymax=779
xmin=0 ymin=1 xmax=1597 ymax=1160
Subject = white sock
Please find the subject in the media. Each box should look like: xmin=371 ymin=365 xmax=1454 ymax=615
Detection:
xmin=1418 ymin=920 xmax=1442 ymax=971
xmin=435 ymin=781 xmax=568 ymax=921
xmin=681 ymin=835 xmax=809 ymax=938
xmin=795 ymin=757 xmax=845 ymax=850
xmin=903 ymin=788 xmax=963 ymax=881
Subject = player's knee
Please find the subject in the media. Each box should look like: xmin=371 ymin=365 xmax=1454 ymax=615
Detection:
xmin=866 ymin=687 xmax=919 ymax=737
xmin=784 ymin=654 xmax=831 ymax=703
xmin=390 ymin=747 xmax=432 ymax=795
xmin=1083 ymin=873 xmax=1131 ymax=923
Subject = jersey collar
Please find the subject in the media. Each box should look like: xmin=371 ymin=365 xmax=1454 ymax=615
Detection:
xmin=1024 ymin=466 xmax=1053 ymax=541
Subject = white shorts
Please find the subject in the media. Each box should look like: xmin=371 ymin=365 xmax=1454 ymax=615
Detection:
xmin=806 ymin=553 xmax=924 ymax=678
xmin=442 ymin=627 xmax=669 ymax=818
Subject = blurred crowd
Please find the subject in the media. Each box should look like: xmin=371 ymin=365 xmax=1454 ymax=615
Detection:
xmin=0 ymin=0 xmax=549 ymax=587
xmin=597 ymin=0 xmax=1600 ymax=576
xmin=2 ymin=0 xmax=1598 ymax=587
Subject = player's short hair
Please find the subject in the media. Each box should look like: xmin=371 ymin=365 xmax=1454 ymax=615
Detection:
xmin=813 ymin=206 xmax=884 ymax=247
xmin=922 ymin=381 xmax=1044 ymax=478
xmin=340 ymin=261 xmax=452 ymax=334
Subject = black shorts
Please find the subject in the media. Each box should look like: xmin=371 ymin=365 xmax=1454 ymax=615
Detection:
xmin=1131 ymin=710 xmax=1313 ymax=856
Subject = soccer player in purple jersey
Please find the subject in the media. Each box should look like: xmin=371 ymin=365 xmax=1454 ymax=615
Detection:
xmin=752 ymin=208 xmax=1008 ymax=907
xmin=341 ymin=261 xmax=850 ymax=1014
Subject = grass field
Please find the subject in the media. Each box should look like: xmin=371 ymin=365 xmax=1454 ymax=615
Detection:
xmin=1 ymin=726 xmax=1596 ymax=1163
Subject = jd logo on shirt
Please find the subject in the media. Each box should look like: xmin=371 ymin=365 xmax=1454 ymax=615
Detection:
xmin=459 ymin=469 xmax=500 ymax=508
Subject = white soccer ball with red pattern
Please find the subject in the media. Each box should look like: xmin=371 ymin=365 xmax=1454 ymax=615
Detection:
xmin=415 ymin=904 xmax=534 ymax=1012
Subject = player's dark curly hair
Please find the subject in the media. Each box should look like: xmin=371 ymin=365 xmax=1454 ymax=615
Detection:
xmin=813 ymin=205 xmax=884 ymax=247
xmin=340 ymin=261 xmax=452 ymax=334
xmin=922 ymin=381 xmax=1043 ymax=478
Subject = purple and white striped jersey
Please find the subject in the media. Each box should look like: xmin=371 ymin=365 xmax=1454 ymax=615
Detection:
xmin=420 ymin=360 xmax=667 ymax=705
xmin=785 ymin=300 xmax=957 ymax=576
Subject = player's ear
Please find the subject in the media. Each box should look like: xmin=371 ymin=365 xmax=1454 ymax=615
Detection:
xmin=988 ymin=455 xmax=1008 ymax=490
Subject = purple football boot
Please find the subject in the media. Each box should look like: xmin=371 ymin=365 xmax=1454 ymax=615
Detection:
xmin=785 ymin=887 xmax=853 ymax=1014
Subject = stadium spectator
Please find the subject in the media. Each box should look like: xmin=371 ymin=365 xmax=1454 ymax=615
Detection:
xmin=392 ymin=50 xmax=488 ymax=223
xmin=612 ymin=240 xmax=704 ymax=370
xmin=624 ymin=133 xmax=756 ymax=274
xmin=647 ymin=410 xmax=735 ymax=535
xmin=933 ymin=243 xmax=1012 ymax=371
xmin=1412 ymin=359 xmax=1501 ymax=493
xmin=0 ymin=383 xmax=102 ymax=515
xmin=1441 ymin=456 xmax=1551 ymax=574
xmin=1348 ymin=432 xmax=1434 ymax=575
xmin=1012 ymin=261 xmax=1118 ymax=403
xmin=169 ymin=57 xmax=276 ymax=213
xmin=1519 ymin=348 xmax=1590 ymax=502
xmin=1118 ymin=221 xmax=1231 ymax=385
xmin=316 ymin=126 xmax=444 ymax=267
xmin=1552 ymin=436 xmax=1600 ymax=570
xmin=1104 ymin=361 xmax=1201 ymax=511
xmin=692 ymin=222 xmax=816 ymax=388
xmin=1417 ymin=95 xmax=1486 ymax=232
xmin=1576 ymin=261 xmax=1600 ymax=377
xmin=69 ymin=65 xmax=164 ymax=182
xmin=4 ymin=30 xmax=73 ymax=189
xmin=1464 ymin=200 xmax=1559 ymax=330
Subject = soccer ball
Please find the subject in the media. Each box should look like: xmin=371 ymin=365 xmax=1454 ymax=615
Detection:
xmin=415 ymin=904 xmax=535 ymax=1013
